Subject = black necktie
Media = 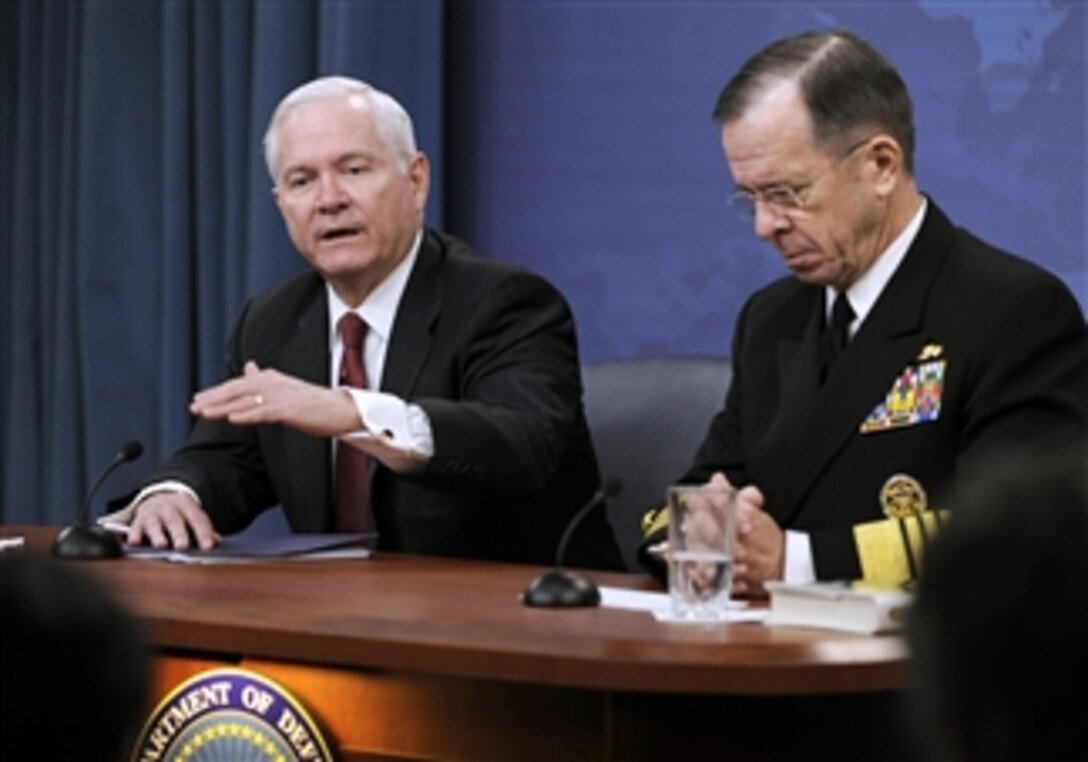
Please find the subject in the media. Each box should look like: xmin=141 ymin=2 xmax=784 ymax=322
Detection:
xmin=336 ymin=314 xmax=370 ymax=532
xmin=819 ymin=292 xmax=855 ymax=384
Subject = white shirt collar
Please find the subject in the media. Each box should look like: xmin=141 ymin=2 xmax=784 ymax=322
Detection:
xmin=827 ymin=197 xmax=927 ymax=336
xmin=327 ymin=229 xmax=422 ymax=348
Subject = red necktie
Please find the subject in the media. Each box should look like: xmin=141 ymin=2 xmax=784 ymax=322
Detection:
xmin=336 ymin=313 xmax=370 ymax=532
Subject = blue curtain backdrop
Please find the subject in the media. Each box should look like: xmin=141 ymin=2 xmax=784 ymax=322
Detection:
xmin=3 ymin=1 xmax=1085 ymax=526
xmin=1 ymin=1 xmax=446 ymax=524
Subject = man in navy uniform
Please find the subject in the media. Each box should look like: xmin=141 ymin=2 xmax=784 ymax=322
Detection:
xmin=642 ymin=29 xmax=1087 ymax=592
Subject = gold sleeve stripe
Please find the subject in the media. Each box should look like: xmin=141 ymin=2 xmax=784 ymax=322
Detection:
xmin=641 ymin=505 xmax=670 ymax=538
xmin=854 ymin=510 xmax=949 ymax=587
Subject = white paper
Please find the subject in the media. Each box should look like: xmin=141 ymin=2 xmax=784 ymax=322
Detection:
xmin=599 ymin=586 xmax=767 ymax=623
xmin=599 ymin=586 xmax=673 ymax=613
xmin=653 ymin=608 xmax=768 ymax=624
xmin=0 ymin=536 xmax=26 ymax=551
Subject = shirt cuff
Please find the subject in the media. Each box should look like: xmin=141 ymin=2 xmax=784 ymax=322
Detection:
xmin=345 ymin=388 xmax=435 ymax=458
xmin=783 ymin=529 xmax=816 ymax=583
xmin=132 ymin=480 xmax=201 ymax=509
xmin=98 ymin=481 xmax=202 ymax=530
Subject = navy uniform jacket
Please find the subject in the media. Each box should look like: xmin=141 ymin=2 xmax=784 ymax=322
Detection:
xmin=653 ymin=201 xmax=1087 ymax=581
xmin=121 ymin=229 xmax=624 ymax=571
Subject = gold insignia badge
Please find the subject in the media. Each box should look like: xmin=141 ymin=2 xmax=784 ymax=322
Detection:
xmin=916 ymin=343 xmax=944 ymax=361
xmin=880 ymin=473 xmax=928 ymax=519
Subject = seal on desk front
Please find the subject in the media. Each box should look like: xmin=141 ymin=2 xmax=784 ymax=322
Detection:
xmin=130 ymin=667 xmax=334 ymax=761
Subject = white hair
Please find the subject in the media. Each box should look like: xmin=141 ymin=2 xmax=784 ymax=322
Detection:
xmin=262 ymin=75 xmax=418 ymax=180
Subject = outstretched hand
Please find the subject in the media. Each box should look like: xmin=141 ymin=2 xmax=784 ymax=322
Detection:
xmin=190 ymin=361 xmax=361 ymax=438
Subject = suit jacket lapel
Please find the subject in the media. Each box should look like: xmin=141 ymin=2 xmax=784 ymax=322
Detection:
xmin=747 ymin=296 xmax=823 ymax=519
xmin=776 ymin=202 xmax=954 ymax=524
xmin=775 ymin=296 xmax=824 ymax=450
xmin=382 ymin=231 xmax=440 ymax=395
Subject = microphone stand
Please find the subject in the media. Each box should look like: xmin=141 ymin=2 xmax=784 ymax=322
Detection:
xmin=522 ymin=479 xmax=622 ymax=608
xmin=53 ymin=441 xmax=144 ymax=560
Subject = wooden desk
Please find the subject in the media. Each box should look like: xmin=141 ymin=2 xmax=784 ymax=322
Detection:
xmin=13 ymin=527 xmax=910 ymax=761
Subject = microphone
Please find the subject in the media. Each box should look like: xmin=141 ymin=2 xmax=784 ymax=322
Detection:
xmin=53 ymin=440 xmax=144 ymax=560
xmin=522 ymin=478 xmax=622 ymax=608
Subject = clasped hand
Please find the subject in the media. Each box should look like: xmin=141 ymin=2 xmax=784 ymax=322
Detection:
xmin=704 ymin=472 xmax=784 ymax=596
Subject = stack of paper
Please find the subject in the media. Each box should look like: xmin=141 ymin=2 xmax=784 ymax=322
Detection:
xmin=125 ymin=533 xmax=374 ymax=564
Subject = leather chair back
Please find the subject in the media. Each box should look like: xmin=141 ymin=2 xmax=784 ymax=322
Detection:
xmin=581 ymin=355 xmax=731 ymax=571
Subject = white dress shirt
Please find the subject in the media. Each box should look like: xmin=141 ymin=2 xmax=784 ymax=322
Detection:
xmin=330 ymin=230 xmax=435 ymax=458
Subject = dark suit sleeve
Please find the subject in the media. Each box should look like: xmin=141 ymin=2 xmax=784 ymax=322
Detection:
xmin=682 ymin=298 xmax=754 ymax=487
xmin=954 ymin=276 xmax=1087 ymax=463
xmin=415 ymin=270 xmax=587 ymax=494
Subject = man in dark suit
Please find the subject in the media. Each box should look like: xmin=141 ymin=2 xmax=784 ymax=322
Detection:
xmin=642 ymin=29 xmax=1087 ymax=592
xmin=114 ymin=76 xmax=622 ymax=570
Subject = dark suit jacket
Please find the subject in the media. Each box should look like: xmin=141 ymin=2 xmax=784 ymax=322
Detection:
xmin=681 ymin=201 xmax=1087 ymax=579
xmin=124 ymin=229 xmax=623 ymax=570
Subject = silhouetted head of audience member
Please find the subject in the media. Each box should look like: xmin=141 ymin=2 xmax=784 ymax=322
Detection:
xmin=0 ymin=552 xmax=152 ymax=761
xmin=907 ymin=443 xmax=1088 ymax=762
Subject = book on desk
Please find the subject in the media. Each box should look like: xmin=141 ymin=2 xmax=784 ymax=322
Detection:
xmin=764 ymin=581 xmax=912 ymax=634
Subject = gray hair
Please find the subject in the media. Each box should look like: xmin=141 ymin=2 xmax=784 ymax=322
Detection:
xmin=263 ymin=75 xmax=418 ymax=180
xmin=712 ymin=29 xmax=915 ymax=175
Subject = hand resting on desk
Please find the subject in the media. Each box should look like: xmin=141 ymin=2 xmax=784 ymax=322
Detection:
xmin=101 ymin=491 xmax=221 ymax=552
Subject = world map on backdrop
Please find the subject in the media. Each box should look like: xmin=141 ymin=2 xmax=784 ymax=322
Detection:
xmin=466 ymin=3 xmax=1086 ymax=361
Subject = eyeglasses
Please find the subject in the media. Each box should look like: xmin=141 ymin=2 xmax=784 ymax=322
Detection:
xmin=727 ymin=137 xmax=873 ymax=220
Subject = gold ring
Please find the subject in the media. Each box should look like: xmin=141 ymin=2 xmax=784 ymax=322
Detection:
xmin=253 ymin=393 xmax=264 ymax=406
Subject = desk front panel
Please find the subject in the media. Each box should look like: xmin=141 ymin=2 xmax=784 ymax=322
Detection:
xmin=12 ymin=527 xmax=909 ymax=760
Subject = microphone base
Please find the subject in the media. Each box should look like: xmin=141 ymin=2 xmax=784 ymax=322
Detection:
xmin=52 ymin=524 xmax=124 ymax=560
xmin=522 ymin=569 xmax=601 ymax=608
